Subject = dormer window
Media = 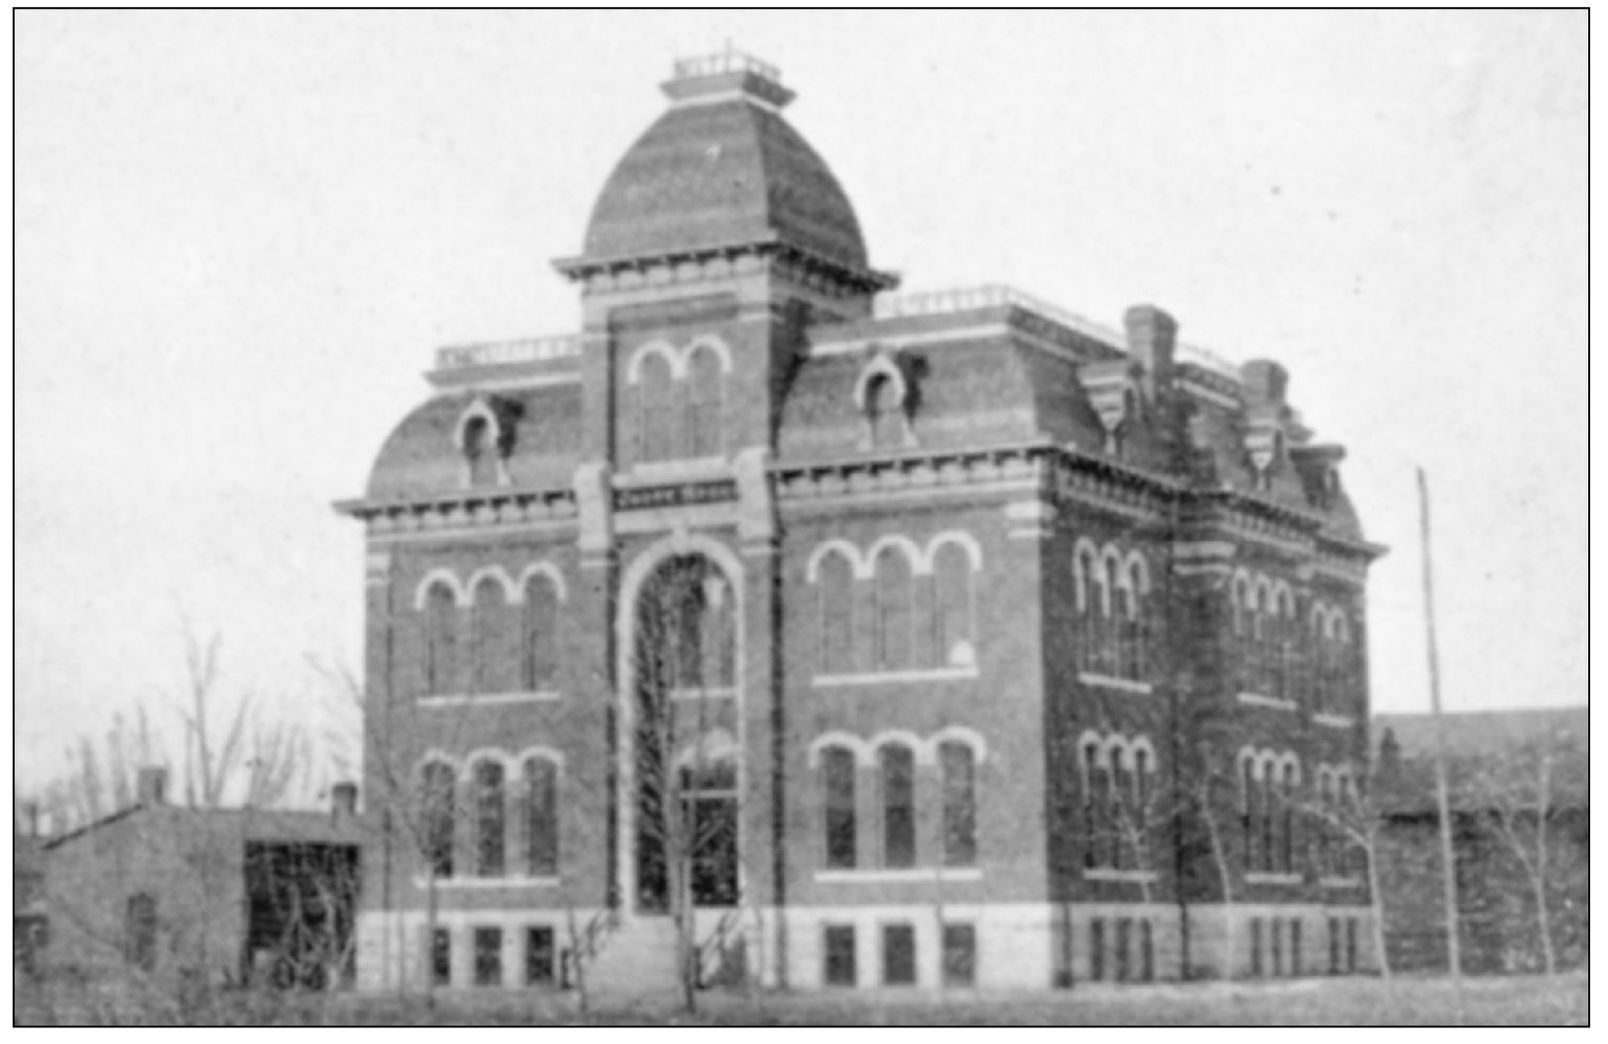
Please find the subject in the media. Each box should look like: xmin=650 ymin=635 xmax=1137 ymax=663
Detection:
xmin=854 ymin=351 xmax=914 ymax=452
xmin=455 ymin=397 xmax=510 ymax=489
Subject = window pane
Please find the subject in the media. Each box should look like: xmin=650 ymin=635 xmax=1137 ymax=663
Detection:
xmin=686 ymin=347 xmax=723 ymax=457
xmin=932 ymin=544 xmax=973 ymax=668
xmin=425 ymin=584 xmax=458 ymax=695
xmin=526 ymin=927 xmax=554 ymax=985
xmin=475 ymin=762 xmax=505 ymax=877
xmin=824 ymin=925 xmax=856 ymax=986
xmin=524 ymin=759 xmax=558 ymax=877
xmin=523 ymin=577 xmax=558 ymax=691
xmin=431 ymin=928 xmax=452 ymax=986
xmin=474 ymin=927 xmax=502 ymax=987
xmin=881 ymin=745 xmax=915 ymax=868
xmin=823 ymin=748 xmax=857 ymax=870
xmin=882 ymin=924 xmax=916 ymax=986
xmin=942 ymin=923 xmax=976 ymax=987
xmin=421 ymin=763 xmax=455 ymax=878
xmin=1090 ymin=918 xmax=1105 ymax=982
xmin=470 ymin=579 xmax=506 ymax=696
xmin=940 ymin=742 xmax=977 ymax=867
xmin=819 ymin=554 xmax=856 ymax=674
xmin=874 ymin=550 xmax=913 ymax=670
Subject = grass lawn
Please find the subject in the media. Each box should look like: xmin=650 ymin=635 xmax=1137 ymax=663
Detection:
xmin=17 ymin=971 xmax=1587 ymax=1025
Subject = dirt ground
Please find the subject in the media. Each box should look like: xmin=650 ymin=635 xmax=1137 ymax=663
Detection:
xmin=15 ymin=970 xmax=1587 ymax=1026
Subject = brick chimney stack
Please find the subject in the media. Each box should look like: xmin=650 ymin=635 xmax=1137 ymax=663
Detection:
xmin=136 ymin=766 xmax=168 ymax=807
xmin=331 ymin=781 xmax=358 ymax=820
xmin=1242 ymin=359 xmax=1289 ymax=408
xmin=1123 ymin=304 xmax=1177 ymax=396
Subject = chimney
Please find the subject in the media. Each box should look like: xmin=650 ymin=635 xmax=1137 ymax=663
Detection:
xmin=1241 ymin=359 xmax=1289 ymax=408
xmin=331 ymin=781 xmax=358 ymax=820
xmin=136 ymin=766 xmax=168 ymax=807
xmin=1123 ymin=304 xmax=1177 ymax=394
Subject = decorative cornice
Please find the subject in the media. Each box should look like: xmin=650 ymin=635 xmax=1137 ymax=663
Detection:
xmin=552 ymin=235 xmax=897 ymax=297
xmin=335 ymin=486 xmax=577 ymax=538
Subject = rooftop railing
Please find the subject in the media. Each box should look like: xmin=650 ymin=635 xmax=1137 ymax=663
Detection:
xmin=673 ymin=50 xmax=781 ymax=83
xmin=434 ymin=333 xmax=582 ymax=371
xmin=872 ymin=283 xmax=1239 ymax=378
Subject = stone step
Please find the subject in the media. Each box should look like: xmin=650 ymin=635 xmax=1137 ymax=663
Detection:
xmin=588 ymin=916 xmax=686 ymax=996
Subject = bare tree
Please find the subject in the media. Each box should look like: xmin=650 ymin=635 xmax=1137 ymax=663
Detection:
xmin=1294 ymin=772 xmax=1394 ymax=992
xmin=1469 ymin=742 xmax=1559 ymax=975
xmin=1190 ymin=748 xmax=1239 ymax=980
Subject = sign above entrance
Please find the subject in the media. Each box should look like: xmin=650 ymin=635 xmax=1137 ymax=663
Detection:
xmin=614 ymin=479 xmax=739 ymax=513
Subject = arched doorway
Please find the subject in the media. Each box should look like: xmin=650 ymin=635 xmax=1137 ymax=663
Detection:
xmin=628 ymin=552 xmax=740 ymax=914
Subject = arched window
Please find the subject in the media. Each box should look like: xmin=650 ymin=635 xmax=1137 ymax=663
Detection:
xmin=424 ymin=582 xmax=458 ymax=696
xmin=1132 ymin=746 xmax=1152 ymax=867
xmin=463 ymin=415 xmax=499 ymax=487
xmin=1092 ymin=556 xmax=1116 ymax=676
xmin=1110 ymin=748 xmax=1129 ymax=869
xmin=822 ymin=747 xmax=857 ymax=870
xmin=522 ymin=573 xmax=559 ymax=692
xmin=1082 ymin=740 xmax=1101 ymax=869
xmin=1281 ymin=763 xmax=1298 ymax=872
xmin=472 ymin=760 xmax=506 ymax=877
xmin=685 ymin=345 xmax=723 ymax=458
xmin=522 ymin=756 xmax=558 ymax=877
xmin=1116 ymin=575 xmax=1144 ymax=681
xmin=469 ymin=578 xmax=507 ymax=696
xmin=1241 ymin=758 xmax=1258 ymax=871
xmin=1317 ymin=774 xmax=1335 ymax=877
xmin=879 ymin=743 xmax=916 ymax=869
xmin=1260 ymin=767 xmax=1276 ymax=873
xmin=818 ymin=551 xmax=856 ymax=675
xmin=866 ymin=373 xmax=901 ymax=451
xmin=1075 ymin=548 xmax=1100 ymax=674
xmin=932 ymin=543 xmax=975 ymax=669
xmin=638 ymin=352 xmax=676 ymax=463
xmin=420 ymin=761 xmax=456 ymax=878
xmin=939 ymin=741 xmax=977 ymax=867
xmin=700 ymin=574 xmax=736 ymax=689
xmin=872 ymin=547 xmax=914 ymax=671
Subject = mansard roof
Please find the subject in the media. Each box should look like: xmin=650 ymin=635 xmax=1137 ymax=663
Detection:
xmin=365 ymin=384 xmax=582 ymax=502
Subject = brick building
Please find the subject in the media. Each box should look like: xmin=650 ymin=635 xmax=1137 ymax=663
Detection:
xmin=338 ymin=52 xmax=1383 ymax=993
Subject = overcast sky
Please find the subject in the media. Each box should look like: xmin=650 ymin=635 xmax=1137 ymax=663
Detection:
xmin=14 ymin=11 xmax=1586 ymax=795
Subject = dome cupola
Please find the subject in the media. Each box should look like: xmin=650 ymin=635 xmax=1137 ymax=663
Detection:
xmin=555 ymin=51 xmax=895 ymax=292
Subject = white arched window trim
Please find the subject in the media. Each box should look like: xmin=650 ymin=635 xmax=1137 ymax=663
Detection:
xmin=625 ymin=340 xmax=681 ymax=384
xmin=682 ymin=335 xmax=734 ymax=375
xmin=808 ymin=732 xmax=874 ymax=768
xmin=466 ymin=566 xmax=519 ymax=604
xmin=805 ymin=540 xmax=864 ymax=584
xmin=852 ymin=353 xmax=910 ymax=411
xmin=516 ymin=561 xmax=569 ymax=604
xmin=413 ymin=569 xmax=467 ymax=610
xmin=866 ymin=534 xmax=927 ymax=578
xmin=925 ymin=530 xmax=983 ymax=574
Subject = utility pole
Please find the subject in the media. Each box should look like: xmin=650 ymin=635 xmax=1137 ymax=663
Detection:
xmin=1417 ymin=467 xmax=1464 ymax=1017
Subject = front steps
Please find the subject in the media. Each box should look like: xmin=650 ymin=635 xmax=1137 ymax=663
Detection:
xmin=586 ymin=915 xmax=686 ymax=998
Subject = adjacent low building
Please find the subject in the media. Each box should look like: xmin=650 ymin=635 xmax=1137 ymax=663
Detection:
xmin=39 ymin=768 xmax=363 ymax=990
xmin=1374 ymin=706 xmax=1588 ymax=975
xmin=338 ymin=52 xmax=1384 ymax=993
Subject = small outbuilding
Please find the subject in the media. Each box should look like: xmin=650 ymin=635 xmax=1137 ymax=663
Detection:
xmin=39 ymin=768 xmax=363 ymax=990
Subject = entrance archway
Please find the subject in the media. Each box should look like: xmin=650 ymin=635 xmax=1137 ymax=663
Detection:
xmin=623 ymin=547 xmax=742 ymax=913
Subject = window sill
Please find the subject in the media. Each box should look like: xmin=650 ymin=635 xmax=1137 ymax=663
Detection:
xmin=1320 ymin=876 xmax=1365 ymax=890
xmin=1244 ymin=872 xmax=1304 ymax=886
xmin=1237 ymin=692 xmax=1297 ymax=712
xmin=669 ymin=686 xmax=738 ymax=701
xmin=812 ymin=667 xmax=979 ymax=688
xmin=418 ymin=691 xmax=562 ymax=707
xmin=411 ymin=875 xmax=561 ymax=890
xmin=1312 ymin=713 xmax=1356 ymax=729
xmin=1084 ymin=869 xmax=1159 ymax=884
xmin=814 ymin=868 xmax=982 ymax=884
xmin=1077 ymin=673 xmax=1153 ymax=695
